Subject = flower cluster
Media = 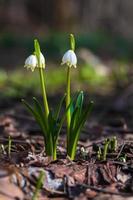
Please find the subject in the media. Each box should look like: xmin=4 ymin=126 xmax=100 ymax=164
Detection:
xmin=25 ymin=49 xmax=77 ymax=72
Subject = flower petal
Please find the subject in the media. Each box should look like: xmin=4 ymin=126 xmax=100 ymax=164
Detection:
xmin=62 ymin=50 xmax=77 ymax=68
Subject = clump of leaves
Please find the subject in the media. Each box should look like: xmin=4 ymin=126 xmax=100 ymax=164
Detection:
xmin=94 ymin=136 xmax=118 ymax=161
xmin=67 ymin=91 xmax=93 ymax=160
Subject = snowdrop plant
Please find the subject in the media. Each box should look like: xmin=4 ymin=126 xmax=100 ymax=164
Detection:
xmin=22 ymin=34 xmax=93 ymax=161
xmin=62 ymin=34 xmax=93 ymax=160
xmin=22 ymin=39 xmax=70 ymax=160
xmin=61 ymin=34 xmax=77 ymax=148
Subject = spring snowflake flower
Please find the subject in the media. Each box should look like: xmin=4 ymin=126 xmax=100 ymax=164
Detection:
xmin=39 ymin=52 xmax=45 ymax=68
xmin=24 ymin=53 xmax=45 ymax=72
xmin=24 ymin=55 xmax=37 ymax=72
xmin=62 ymin=50 xmax=77 ymax=68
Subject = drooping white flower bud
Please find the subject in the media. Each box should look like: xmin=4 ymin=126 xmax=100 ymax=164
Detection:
xmin=24 ymin=55 xmax=37 ymax=72
xmin=39 ymin=52 xmax=45 ymax=68
xmin=24 ymin=52 xmax=45 ymax=72
xmin=62 ymin=50 xmax=77 ymax=68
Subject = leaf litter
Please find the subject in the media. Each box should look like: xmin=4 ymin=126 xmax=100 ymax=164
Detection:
xmin=0 ymin=113 xmax=133 ymax=200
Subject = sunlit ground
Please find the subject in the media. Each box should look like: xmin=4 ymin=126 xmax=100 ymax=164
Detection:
xmin=0 ymin=60 xmax=129 ymax=98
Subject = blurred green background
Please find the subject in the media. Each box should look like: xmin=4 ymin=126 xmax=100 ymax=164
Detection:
xmin=0 ymin=0 xmax=133 ymax=126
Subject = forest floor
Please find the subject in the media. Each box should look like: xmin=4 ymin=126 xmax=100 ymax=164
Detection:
xmin=0 ymin=41 xmax=133 ymax=199
xmin=0 ymin=90 xmax=133 ymax=200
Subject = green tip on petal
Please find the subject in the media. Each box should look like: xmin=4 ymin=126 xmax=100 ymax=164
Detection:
xmin=70 ymin=34 xmax=75 ymax=51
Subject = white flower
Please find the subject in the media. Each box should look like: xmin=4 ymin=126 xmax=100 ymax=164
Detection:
xmin=39 ymin=52 xmax=45 ymax=68
xmin=24 ymin=55 xmax=37 ymax=72
xmin=62 ymin=50 xmax=77 ymax=68
xmin=24 ymin=53 xmax=45 ymax=72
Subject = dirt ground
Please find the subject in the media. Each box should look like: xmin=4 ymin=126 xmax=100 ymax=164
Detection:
xmin=0 ymin=90 xmax=133 ymax=199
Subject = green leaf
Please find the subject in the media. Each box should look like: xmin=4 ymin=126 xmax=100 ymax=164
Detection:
xmin=67 ymin=100 xmax=94 ymax=160
xmin=22 ymin=99 xmax=53 ymax=157
xmin=75 ymin=101 xmax=94 ymax=135
xmin=32 ymin=170 xmax=45 ymax=200
xmin=70 ymin=91 xmax=84 ymax=133
xmin=55 ymin=97 xmax=75 ymax=143
xmin=70 ymin=102 xmax=74 ymax=117
xmin=33 ymin=97 xmax=48 ymax=131
xmin=32 ymin=98 xmax=53 ymax=156
xmin=48 ymin=110 xmax=57 ymax=135
xmin=75 ymin=91 xmax=84 ymax=122
xmin=22 ymin=99 xmax=47 ymax=139
xmin=75 ymin=91 xmax=84 ymax=109
xmin=49 ymin=112 xmax=58 ymax=144
xmin=54 ymin=93 xmax=66 ymax=120
xmin=70 ymin=92 xmax=80 ymax=117
xmin=22 ymin=99 xmax=38 ymax=120
xmin=69 ymin=107 xmax=79 ymax=134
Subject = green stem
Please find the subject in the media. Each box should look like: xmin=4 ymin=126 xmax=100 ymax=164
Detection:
xmin=53 ymin=142 xmax=57 ymax=160
xmin=97 ymin=147 xmax=102 ymax=160
xmin=32 ymin=170 xmax=44 ymax=200
xmin=66 ymin=66 xmax=71 ymax=143
xmin=45 ymin=135 xmax=53 ymax=157
xmin=67 ymin=130 xmax=80 ymax=160
xmin=38 ymin=68 xmax=53 ymax=158
xmin=39 ymin=68 xmax=49 ymax=117
xmin=111 ymin=136 xmax=117 ymax=152
xmin=103 ymin=140 xmax=110 ymax=161
xmin=67 ymin=142 xmax=76 ymax=160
